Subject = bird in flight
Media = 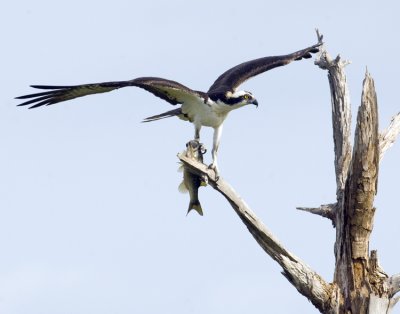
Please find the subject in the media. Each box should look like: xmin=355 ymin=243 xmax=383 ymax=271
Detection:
xmin=16 ymin=42 xmax=321 ymax=177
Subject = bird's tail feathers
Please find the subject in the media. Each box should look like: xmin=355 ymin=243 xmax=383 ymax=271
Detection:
xmin=142 ymin=108 xmax=182 ymax=123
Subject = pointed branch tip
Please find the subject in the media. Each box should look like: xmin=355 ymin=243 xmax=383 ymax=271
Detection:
xmin=296 ymin=203 xmax=336 ymax=225
xmin=315 ymin=29 xmax=324 ymax=44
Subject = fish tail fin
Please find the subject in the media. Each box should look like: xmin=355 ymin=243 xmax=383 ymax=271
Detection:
xmin=187 ymin=200 xmax=203 ymax=216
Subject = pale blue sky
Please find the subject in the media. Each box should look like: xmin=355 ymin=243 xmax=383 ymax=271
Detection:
xmin=1 ymin=0 xmax=399 ymax=313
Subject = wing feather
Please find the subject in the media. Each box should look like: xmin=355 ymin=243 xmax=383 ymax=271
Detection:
xmin=207 ymin=42 xmax=322 ymax=95
xmin=16 ymin=82 xmax=125 ymax=108
xmin=16 ymin=77 xmax=206 ymax=109
xmin=130 ymin=77 xmax=206 ymax=106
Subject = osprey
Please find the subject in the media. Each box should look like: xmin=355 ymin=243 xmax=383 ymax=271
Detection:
xmin=16 ymin=42 xmax=321 ymax=177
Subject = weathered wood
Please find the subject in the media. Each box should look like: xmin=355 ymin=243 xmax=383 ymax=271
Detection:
xmin=296 ymin=111 xmax=399 ymax=228
xmin=348 ymin=71 xmax=379 ymax=259
xmin=334 ymin=71 xmax=380 ymax=312
xmin=313 ymin=33 xmax=399 ymax=312
xmin=368 ymin=250 xmax=391 ymax=312
xmin=389 ymin=296 xmax=400 ymax=310
xmin=296 ymin=203 xmax=336 ymax=224
xmin=388 ymin=274 xmax=400 ymax=297
xmin=177 ymin=152 xmax=334 ymax=312
xmin=369 ymin=294 xmax=390 ymax=313
xmin=314 ymin=36 xmax=352 ymax=202
xmin=379 ymin=112 xmax=400 ymax=160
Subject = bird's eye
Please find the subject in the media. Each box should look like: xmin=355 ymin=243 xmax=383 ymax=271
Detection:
xmin=243 ymin=94 xmax=250 ymax=100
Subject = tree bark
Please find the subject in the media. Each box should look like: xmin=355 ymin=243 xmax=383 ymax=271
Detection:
xmin=379 ymin=112 xmax=400 ymax=161
xmin=314 ymin=39 xmax=399 ymax=313
xmin=335 ymin=71 xmax=380 ymax=312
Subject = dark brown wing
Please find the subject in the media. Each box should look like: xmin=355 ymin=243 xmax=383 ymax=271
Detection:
xmin=207 ymin=43 xmax=321 ymax=95
xmin=16 ymin=77 xmax=206 ymax=109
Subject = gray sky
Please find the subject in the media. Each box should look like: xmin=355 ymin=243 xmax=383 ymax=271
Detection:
xmin=1 ymin=0 xmax=399 ymax=313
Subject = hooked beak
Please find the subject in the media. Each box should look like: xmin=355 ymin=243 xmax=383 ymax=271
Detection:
xmin=251 ymin=99 xmax=259 ymax=108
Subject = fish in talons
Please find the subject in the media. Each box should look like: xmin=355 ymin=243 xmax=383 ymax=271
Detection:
xmin=178 ymin=140 xmax=208 ymax=216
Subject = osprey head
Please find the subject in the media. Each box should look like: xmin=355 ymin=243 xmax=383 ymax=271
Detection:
xmin=224 ymin=90 xmax=258 ymax=108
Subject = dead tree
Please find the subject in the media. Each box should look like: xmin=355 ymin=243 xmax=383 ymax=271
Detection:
xmin=178 ymin=34 xmax=400 ymax=313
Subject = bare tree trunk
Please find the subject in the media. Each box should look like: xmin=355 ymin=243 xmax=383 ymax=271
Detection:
xmin=178 ymin=32 xmax=400 ymax=313
xmin=313 ymin=37 xmax=400 ymax=312
xmin=334 ymin=71 xmax=381 ymax=312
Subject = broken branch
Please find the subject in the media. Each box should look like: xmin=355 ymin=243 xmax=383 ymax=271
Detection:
xmin=379 ymin=112 xmax=400 ymax=160
xmin=296 ymin=203 xmax=336 ymax=225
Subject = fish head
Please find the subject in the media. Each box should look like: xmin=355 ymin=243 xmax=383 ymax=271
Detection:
xmin=185 ymin=140 xmax=205 ymax=161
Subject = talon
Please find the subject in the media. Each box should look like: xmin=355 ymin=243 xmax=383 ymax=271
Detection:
xmin=208 ymin=163 xmax=220 ymax=181
xmin=200 ymin=144 xmax=207 ymax=155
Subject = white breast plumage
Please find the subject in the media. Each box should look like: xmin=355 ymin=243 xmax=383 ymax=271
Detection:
xmin=181 ymin=98 xmax=229 ymax=128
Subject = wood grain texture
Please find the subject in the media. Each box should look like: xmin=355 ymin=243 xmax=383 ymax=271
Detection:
xmin=296 ymin=203 xmax=336 ymax=225
xmin=314 ymin=43 xmax=352 ymax=201
xmin=380 ymin=112 xmax=400 ymax=160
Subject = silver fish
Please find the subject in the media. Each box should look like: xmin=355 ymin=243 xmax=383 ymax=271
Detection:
xmin=178 ymin=140 xmax=207 ymax=216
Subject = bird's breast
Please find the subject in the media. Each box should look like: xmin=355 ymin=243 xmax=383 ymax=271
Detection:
xmin=181 ymin=99 xmax=229 ymax=128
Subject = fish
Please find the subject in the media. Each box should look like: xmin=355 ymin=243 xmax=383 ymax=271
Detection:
xmin=178 ymin=140 xmax=207 ymax=216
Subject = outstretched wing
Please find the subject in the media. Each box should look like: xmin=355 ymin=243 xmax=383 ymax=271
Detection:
xmin=16 ymin=77 xmax=206 ymax=109
xmin=207 ymin=42 xmax=321 ymax=95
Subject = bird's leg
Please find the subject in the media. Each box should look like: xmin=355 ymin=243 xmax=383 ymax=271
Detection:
xmin=194 ymin=124 xmax=201 ymax=142
xmin=208 ymin=125 xmax=223 ymax=180
xmin=193 ymin=124 xmax=207 ymax=152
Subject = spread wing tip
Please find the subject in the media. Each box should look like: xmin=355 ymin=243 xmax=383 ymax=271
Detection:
xmin=310 ymin=41 xmax=323 ymax=52
xmin=17 ymin=98 xmax=54 ymax=109
xmin=15 ymin=87 xmax=60 ymax=108
xmin=15 ymin=90 xmax=57 ymax=100
xmin=15 ymin=84 xmax=95 ymax=109
xmin=207 ymin=40 xmax=323 ymax=94
xmin=295 ymin=53 xmax=311 ymax=60
xmin=30 ymin=84 xmax=72 ymax=90
xmin=294 ymin=42 xmax=322 ymax=61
